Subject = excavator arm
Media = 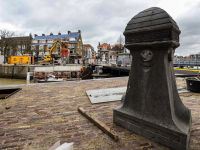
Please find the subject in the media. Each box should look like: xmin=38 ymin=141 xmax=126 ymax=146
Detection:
xmin=43 ymin=40 xmax=60 ymax=62
xmin=48 ymin=40 xmax=60 ymax=60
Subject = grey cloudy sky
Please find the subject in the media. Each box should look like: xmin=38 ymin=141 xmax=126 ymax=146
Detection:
xmin=0 ymin=0 xmax=199 ymax=56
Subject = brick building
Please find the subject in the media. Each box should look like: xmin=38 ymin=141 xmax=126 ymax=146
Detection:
xmin=109 ymin=44 xmax=124 ymax=61
xmin=97 ymin=42 xmax=110 ymax=61
xmin=0 ymin=34 xmax=33 ymax=56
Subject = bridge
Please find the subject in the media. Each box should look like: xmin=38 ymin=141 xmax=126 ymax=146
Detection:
xmin=173 ymin=60 xmax=200 ymax=67
xmin=91 ymin=64 xmax=199 ymax=77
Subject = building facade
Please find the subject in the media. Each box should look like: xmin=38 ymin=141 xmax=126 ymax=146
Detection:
xmin=109 ymin=44 xmax=124 ymax=61
xmin=0 ymin=34 xmax=33 ymax=56
xmin=83 ymin=44 xmax=95 ymax=63
xmin=31 ymin=30 xmax=83 ymax=63
xmin=97 ymin=42 xmax=110 ymax=61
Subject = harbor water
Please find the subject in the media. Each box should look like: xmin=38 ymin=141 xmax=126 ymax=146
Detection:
xmin=0 ymin=78 xmax=35 ymax=86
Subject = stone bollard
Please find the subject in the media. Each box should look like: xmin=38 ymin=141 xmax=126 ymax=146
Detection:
xmin=113 ymin=7 xmax=191 ymax=150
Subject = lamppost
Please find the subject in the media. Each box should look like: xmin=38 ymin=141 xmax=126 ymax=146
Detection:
xmin=76 ymin=53 xmax=78 ymax=64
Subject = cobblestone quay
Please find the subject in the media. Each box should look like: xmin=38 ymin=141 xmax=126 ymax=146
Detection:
xmin=0 ymin=77 xmax=199 ymax=149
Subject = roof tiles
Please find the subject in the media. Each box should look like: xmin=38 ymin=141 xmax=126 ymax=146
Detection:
xmin=34 ymin=32 xmax=79 ymax=43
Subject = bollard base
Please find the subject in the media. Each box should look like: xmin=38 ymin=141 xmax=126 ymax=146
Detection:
xmin=113 ymin=108 xmax=191 ymax=150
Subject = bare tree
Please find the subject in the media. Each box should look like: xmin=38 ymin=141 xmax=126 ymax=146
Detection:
xmin=35 ymin=45 xmax=40 ymax=62
xmin=0 ymin=29 xmax=15 ymax=63
xmin=10 ymin=39 xmax=18 ymax=56
xmin=24 ymin=36 xmax=32 ymax=54
xmin=17 ymin=33 xmax=32 ymax=55
xmin=117 ymin=35 xmax=125 ymax=53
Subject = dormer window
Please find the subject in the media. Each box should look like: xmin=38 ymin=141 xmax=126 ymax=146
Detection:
xmin=103 ymin=47 xmax=107 ymax=50
xmin=69 ymin=37 xmax=75 ymax=41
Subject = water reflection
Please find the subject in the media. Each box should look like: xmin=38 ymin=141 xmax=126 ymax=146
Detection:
xmin=0 ymin=78 xmax=34 ymax=86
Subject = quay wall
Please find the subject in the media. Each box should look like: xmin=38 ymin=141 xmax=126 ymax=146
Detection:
xmin=34 ymin=65 xmax=82 ymax=72
xmin=0 ymin=55 xmax=4 ymax=64
xmin=0 ymin=64 xmax=83 ymax=79
xmin=0 ymin=65 xmax=29 ymax=79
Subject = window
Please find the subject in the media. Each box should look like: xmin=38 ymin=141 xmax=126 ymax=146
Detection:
xmin=32 ymin=40 xmax=37 ymax=43
xmin=31 ymin=45 xmax=35 ymax=50
xmin=70 ymin=44 xmax=74 ymax=48
xmin=69 ymin=37 xmax=75 ymax=41
xmin=56 ymin=44 xmax=60 ymax=50
xmin=47 ymin=40 xmax=53 ymax=43
xmin=103 ymin=47 xmax=107 ymax=50
xmin=40 ymin=40 xmax=45 ymax=43
xmin=39 ymin=45 xmax=44 ymax=50
xmin=48 ymin=44 xmax=52 ymax=49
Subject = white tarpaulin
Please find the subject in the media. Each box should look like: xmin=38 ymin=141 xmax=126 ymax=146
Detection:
xmin=86 ymin=86 xmax=188 ymax=104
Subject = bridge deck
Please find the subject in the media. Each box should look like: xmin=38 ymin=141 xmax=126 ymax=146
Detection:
xmin=101 ymin=65 xmax=199 ymax=77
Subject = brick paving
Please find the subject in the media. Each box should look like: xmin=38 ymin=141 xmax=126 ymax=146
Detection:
xmin=0 ymin=77 xmax=199 ymax=150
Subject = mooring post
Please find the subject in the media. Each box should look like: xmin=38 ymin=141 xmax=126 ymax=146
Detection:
xmin=113 ymin=7 xmax=192 ymax=150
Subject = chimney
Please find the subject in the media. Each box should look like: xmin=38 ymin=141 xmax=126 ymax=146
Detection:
xmin=68 ymin=31 xmax=71 ymax=34
xmin=99 ymin=42 xmax=100 ymax=46
xmin=34 ymin=34 xmax=38 ymax=38
xmin=42 ymin=34 xmax=45 ymax=37
xmin=78 ymin=30 xmax=81 ymax=34
xmin=58 ymin=31 xmax=61 ymax=36
xmin=50 ymin=32 xmax=53 ymax=36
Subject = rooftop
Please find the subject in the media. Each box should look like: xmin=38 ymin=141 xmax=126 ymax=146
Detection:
xmin=33 ymin=32 xmax=79 ymax=43
xmin=98 ymin=43 xmax=110 ymax=49
xmin=0 ymin=77 xmax=199 ymax=149
xmin=83 ymin=44 xmax=93 ymax=47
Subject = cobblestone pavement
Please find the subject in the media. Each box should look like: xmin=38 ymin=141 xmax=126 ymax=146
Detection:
xmin=0 ymin=77 xmax=199 ymax=150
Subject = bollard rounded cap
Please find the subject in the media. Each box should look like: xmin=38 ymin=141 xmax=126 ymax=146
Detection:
xmin=124 ymin=7 xmax=180 ymax=44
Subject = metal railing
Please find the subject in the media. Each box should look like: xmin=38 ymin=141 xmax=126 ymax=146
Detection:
xmin=93 ymin=58 xmax=132 ymax=67
xmin=173 ymin=60 xmax=200 ymax=67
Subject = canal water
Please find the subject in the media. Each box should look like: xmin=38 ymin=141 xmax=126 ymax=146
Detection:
xmin=0 ymin=78 xmax=35 ymax=86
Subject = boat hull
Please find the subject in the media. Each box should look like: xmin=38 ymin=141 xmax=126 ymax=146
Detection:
xmin=186 ymin=78 xmax=200 ymax=93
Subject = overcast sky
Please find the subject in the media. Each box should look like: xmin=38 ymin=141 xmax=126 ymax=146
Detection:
xmin=0 ymin=0 xmax=199 ymax=56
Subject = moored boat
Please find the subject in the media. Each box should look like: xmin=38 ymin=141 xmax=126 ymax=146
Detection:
xmin=38 ymin=78 xmax=64 ymax=83
xmin=186 ymin=77 xmax=200 ymax=92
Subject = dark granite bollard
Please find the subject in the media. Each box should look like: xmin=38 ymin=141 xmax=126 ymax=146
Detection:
xmin=113 ymin=7 xmax=192 ymax=150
